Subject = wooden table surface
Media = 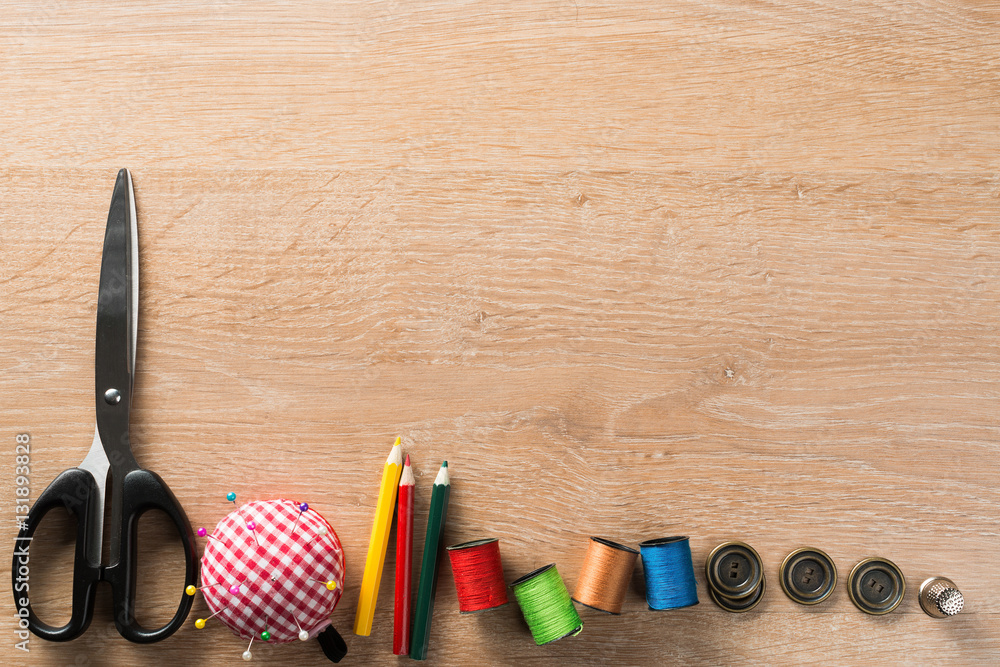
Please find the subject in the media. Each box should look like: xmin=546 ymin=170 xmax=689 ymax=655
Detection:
xmin=2 ymin=1 xmax=999 ymax=665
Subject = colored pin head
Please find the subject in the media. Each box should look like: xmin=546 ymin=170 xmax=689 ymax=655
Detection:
xmin=227 ymin=492 xmax=237 ymax=502
xmin=261 ymin=630 xmax=271 ymax=641
xmin=229 ymin=584 xmax=241 ymax=595
xmin=299 ymin=502 xmax=309 ymax=512
xmin=247 ymin=521 xmax=257 ymax=531
xmin=185 ymin=585 xmax=197 ymax=596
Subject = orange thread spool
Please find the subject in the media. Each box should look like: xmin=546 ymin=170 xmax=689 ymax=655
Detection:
xmin=572 ymin=537 xmax=639 ymax=614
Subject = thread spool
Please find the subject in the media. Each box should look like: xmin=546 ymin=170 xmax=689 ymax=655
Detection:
xmin=510 ymin=564 xmax=583 ymax=645
xmin=572 ymin=537 xmax=638 ymax=614
xmin=639 ymin=536 xmax=699 ymax=610
xmin=447 ymin=539 xmax=509 ymax=613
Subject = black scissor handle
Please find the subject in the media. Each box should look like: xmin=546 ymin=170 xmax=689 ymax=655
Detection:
xmin=102 ymin=468 xmax=197 ymax=644
xmin=11 ymin=468 xmax=102 ymax=642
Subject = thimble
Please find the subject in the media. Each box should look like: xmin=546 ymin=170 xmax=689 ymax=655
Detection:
xmin=919 ymin=577 xmax=964 ymax=618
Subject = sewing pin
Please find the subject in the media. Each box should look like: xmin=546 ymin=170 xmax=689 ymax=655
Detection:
xmin=197 ymin=527 xmax=223 ymax=543
xmin=308 ymin=577 xmax=337 ymax=591
xmin=293 ymin=616 xmax=309 ymax=641
xmin=194 ymin=605 xmax=227 ymax=629
xmin=242 ymin=636 xmax=254 ymax=661
xmin=243 ymin=517 xmax=261 ymax=548
xmin=186 ymin=581 xmax=233 ymax=596
xmin=291 ymin=502 xmax=309 ymax=534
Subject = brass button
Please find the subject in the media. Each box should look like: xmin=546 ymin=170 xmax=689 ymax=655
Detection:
xmin=708 ymin=574 xmax=766 ymax=613
xmin=779 ymin=548 xmax=837 ymax=605
xmin=706 ymin=541 xmax=766 ymax=613
xmin=848 ymin=557 xmax=905 ymax=615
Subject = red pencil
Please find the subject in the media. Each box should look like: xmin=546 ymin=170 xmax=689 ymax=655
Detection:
xmin=393 ymin=454 xmax=415 ymax=655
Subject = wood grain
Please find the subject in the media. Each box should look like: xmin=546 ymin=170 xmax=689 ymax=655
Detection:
xmin=2 ymin=1 xmax=999 ymax=665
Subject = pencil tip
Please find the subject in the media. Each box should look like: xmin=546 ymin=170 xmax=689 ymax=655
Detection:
xmin=404 ymin=454 xmax=410 ymax=466
xmin=386 ymin=440 xmax=404 ymax=466
xmin=434 ymin=461 xmax=450 ymax=486
xmin=394 ymin=436 xmax=401 ymax=446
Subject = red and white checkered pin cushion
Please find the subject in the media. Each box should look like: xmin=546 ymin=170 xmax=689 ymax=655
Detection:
xmin=200 ymin=499 xmax=345 ymax=643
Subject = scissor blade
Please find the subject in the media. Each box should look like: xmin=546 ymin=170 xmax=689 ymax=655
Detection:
xmin=127 ymin=169 xmax=138 ymax=374
xmin=78 ymin=425 xmax=110 ymax=565
xmin=95 ymin=169 xmax=138 ymax=467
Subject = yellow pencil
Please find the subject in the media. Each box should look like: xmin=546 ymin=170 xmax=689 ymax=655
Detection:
xmin=354 ymin=436 xmax=404 ymax=636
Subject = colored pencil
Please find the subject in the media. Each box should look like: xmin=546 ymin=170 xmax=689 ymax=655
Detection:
xmin=409 ymin=461 xmax=450 ymax=660
xmin=392 ymin=454 xmax=415 ymax=655
xmin=353 ymin=437 xmax=404 ymax=636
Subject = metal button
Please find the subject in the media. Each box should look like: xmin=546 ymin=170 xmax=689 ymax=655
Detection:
xmin=104 ymin=388 xmax=121 ymax=405
xmin=848 ymin=557 xmax=905 ymax=615
xmin=707 ymin=574 xmax=766 ymax=613
xmin=779 ymin=547 xmax=837 ymax=605
xmin=706 ymin=541 xmax=764 ymax=599
xmin=706 ymin=541 xmax=766 ymax=613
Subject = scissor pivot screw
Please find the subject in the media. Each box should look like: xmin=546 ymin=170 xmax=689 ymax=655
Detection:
xmin=104 ymin=388 xmax=121 ymax=405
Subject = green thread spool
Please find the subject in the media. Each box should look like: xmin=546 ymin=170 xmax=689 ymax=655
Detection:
xmin=510 ymin=564 xmax=583 ymax=645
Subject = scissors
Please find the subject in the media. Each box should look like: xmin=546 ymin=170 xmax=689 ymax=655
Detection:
xmin=11 ymin=169 xmax=198 ymax=643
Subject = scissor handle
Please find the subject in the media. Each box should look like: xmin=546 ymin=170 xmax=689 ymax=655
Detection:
xmin=11 ymin=468 xmax=102 ymax=642
xmin=102 ymin=468 xmax=197 ymax=644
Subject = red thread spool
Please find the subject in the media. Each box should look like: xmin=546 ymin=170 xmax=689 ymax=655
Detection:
xmin=447 ymin=538 xmax=509 ymax=613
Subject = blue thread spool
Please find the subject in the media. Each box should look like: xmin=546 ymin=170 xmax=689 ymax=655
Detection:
xmin=639 ymin=536 xmax=699 ymax=610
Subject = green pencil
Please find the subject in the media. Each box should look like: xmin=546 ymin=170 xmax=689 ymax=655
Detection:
xmin=409 ymin=461 xmax=450 ymax=660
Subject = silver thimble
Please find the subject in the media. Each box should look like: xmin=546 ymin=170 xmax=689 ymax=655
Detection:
xmin=919 ymin=577 xmax=964 ymax=618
